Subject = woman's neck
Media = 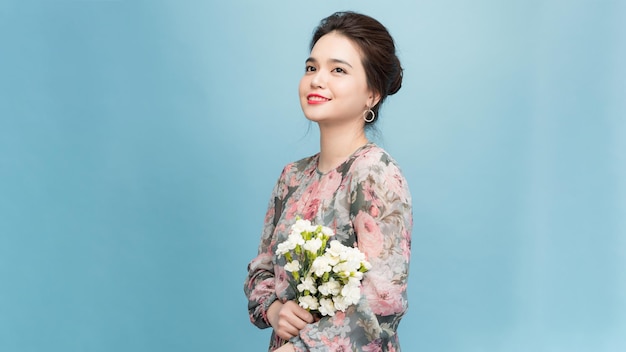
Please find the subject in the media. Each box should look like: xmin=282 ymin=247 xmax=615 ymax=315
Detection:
xmin=317 ymin=124 xmax=369 ymax=173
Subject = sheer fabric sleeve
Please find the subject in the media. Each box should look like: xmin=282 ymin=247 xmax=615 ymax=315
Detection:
xmin=290 ymin=153 xmax=413 ymax=351
xmin=244 ymin=167 xmax=288 ymax=329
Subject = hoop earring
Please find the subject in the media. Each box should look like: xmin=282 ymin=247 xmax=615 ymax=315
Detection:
xmin=363 ymin=109 xmax=375 ymax=123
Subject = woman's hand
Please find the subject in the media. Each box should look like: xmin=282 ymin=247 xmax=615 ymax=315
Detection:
xmin=267 ymin=300 xmax=314 ymax=340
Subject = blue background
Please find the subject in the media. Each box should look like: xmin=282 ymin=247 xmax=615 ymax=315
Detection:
xmin=1 ymin=0 xmax=625 ymax=351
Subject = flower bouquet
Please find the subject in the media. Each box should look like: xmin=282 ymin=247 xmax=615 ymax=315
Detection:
xmin=276 ymin=218 xmax=371 ymax=317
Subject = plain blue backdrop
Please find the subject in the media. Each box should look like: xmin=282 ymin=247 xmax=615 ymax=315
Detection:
xmin=1 ymin=0 xmax=625 ymax=351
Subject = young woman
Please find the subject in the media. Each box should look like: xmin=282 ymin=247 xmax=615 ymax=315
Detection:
xmin=244 ymin=11 xmax=413 ymax=351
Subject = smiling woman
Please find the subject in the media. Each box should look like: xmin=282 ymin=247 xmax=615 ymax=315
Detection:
xmin=243 ymin=11 xmax=412 ymax=352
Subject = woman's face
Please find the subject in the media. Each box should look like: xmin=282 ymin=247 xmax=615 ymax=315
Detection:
xmin=299 ymin=32 xmax=378 ymax=126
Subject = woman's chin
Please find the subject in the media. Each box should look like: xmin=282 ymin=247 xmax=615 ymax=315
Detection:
xmin=302 ymin=113 xmax=323 ymax=123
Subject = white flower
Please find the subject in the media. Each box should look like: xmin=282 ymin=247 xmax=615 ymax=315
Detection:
xmin=341 ymin=279 xmax=362 ymax=305
xmin=332 ymin=262 xmax=354 ymax=279
xmin=343 ymin=247 xmax=366 ymax=265
xmin=332 ymin=295 xmax=350 ymax=311
xmin=287 ymin=232 xmax=305 ymax=247
xmin=284 ymin=260 xmax=300 ymax=273
xmin=298 ymin=295 xmax=320 ymax=310
xmin=297 ymin=276 xmax=317 ymax=294
xmin=326 ymin=240 xmax=349 ymax=258
xmin=351 ymin=270 xmax=364 ymax=280
xmin=290 ymin=219 xmax=312 ymax=235
xmin=306 ymin=225 xmax=319 ymax=234
xmin=277 ymin=232 xmax=306 ymax=257
xmin=321 ymin=226 xmax=335 ymax=237
xmin=318 ymin=297 xmax=336 ymax=316
xmin=311 ymin=255 xmax=333 ymax=277
xmin=323 ymin=251 xmax=340 ymax=266
xmin=303 ymin=237 xmax=323 ymax=253
xmin=276 ymin=241 xmax=294 ymax=256
xmin=318 ymin=277 xmax=341 ymax=296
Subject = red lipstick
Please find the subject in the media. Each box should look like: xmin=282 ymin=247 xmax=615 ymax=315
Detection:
xmin=306 ymin=94 xmax=330 ymax=104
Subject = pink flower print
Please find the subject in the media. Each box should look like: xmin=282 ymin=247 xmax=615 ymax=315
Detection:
xmin=369 ymin=204 xmax=379 ymax=218
xmin=354 ymin=211 xmax=383 ymax=259
xmin=332 ymin=310 xmax=346 ymax=327
xmin=302 ymin=180 xmax=320 ymax=200
xmin=287 ymin=173 xmax=300 ymax=188
xmin=285 ymin=198 xmax=301 ymax=219
xmin=299 ymin=327 xmax=318 ymax=348
xmin=386 ymin=171 xmax=407 ymax=200
xmin=248 ymin=278 xmax=275 ymax=302
xmin=362 ymin=182 xmax=384 ymax=208
xmin=318 ymin=169 xmax=342 ymax=199
xmin=302 ymin=198 xmax=320 ymax=220
xmin=362 ymin=272 xmax=405 ymax=316
xmin=362 ymin=340 xmax=383 ymax=352
xmin=274 ymin=267 xmax=290 ymax=295
xmin=355 ymin=148 xmax=381 ymax=170
xmin=274 ymin=223 xmax=287 ymax=240
xmin=320 ymin=335 xmax=352 ymax=351
xmin=283 ymin=164 xmax=294 ymax=174
xmin=386 ymin=341 xmax=397 ymax=352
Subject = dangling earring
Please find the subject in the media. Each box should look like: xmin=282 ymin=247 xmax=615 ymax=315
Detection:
xmin=363 ymin=109 xmax=375 ymax=123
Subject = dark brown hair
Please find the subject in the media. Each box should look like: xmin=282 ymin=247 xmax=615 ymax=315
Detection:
xmin=310 ymin=11 xmax=403 ymax=124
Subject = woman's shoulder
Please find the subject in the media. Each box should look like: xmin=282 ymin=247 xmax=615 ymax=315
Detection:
xmin=352 ymin=143 xmax=403 ymax=172
xmin=353 ymin=144 xmax=412 ymax=199
xmin=278 ymin=152 xmax=319 ymax=179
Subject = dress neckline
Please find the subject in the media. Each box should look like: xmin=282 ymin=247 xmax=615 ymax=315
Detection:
xmin=315 ymin=142 xmax=375 ymax=176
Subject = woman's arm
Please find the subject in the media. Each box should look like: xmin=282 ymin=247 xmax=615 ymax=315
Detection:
xmin=243 ymin=168 xmax=288 ymax=329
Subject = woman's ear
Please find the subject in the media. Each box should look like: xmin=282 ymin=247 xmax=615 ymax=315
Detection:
xmin=368 ymin=91 xmax=381 ymax=108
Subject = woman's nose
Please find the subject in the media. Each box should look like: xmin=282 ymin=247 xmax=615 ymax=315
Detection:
xmin=310 ymin=71 xmax=326 ymax=88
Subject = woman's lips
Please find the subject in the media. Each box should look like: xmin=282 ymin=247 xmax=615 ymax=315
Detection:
xmin=307 ymin=94 xmax=330 ymax=104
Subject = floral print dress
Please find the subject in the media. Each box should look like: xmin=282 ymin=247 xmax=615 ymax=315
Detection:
xmin=244 ymin=143 xmax=413 ymax=351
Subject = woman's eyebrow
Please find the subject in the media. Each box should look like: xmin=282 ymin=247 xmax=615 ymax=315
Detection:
xmin=329 ymin=58 xmax=353 ymax=68
xmin=305 ymin=57 xmax=353 ymax=68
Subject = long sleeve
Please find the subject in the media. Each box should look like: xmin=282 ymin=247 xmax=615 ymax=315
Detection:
xmin=244 ymin=168 xmax=287 ymax=329
xmin=290 ymin=151 xmax=413 ymax=351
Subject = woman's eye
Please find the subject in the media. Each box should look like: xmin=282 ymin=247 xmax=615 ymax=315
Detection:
xmin=305 ymin=65 xmax=316 ymax=72
xmin=333 ymin=67 xmax=346 ymax=74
